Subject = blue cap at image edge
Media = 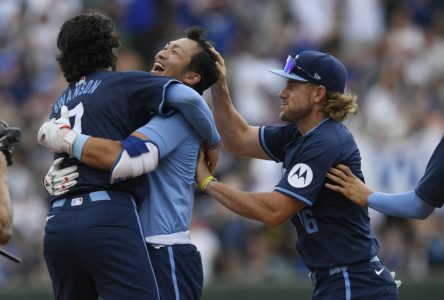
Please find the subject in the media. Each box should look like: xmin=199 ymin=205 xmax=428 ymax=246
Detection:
xmin=270 ymin=50 xmax=347 ymax=93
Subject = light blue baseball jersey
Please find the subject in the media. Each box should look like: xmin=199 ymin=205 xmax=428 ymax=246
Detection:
xmin=136 ymin=113 xmax=199 ymax=238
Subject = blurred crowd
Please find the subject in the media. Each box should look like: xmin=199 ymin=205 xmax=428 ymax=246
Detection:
xmin=0 ymin=0 xmax=443 ymax=288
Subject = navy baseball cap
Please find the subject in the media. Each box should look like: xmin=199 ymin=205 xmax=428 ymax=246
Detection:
xmin=270 ymin=50 xmax=347 ymax=93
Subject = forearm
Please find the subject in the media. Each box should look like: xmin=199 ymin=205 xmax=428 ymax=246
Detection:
xmin=80 ymin=137 xmax=122 ymax=170
xmin=368 ymin=191 xmax=435 ymax=219
xmin=205 ymin=180 xmax=280 ymax=226
xmin=0 ymin=170 xmax=12 ymax=245
xmin=210 ymin=82 xmax=257 ymax=155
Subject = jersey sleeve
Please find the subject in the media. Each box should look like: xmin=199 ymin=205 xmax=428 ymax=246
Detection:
xmin=275 ymin=134 xmax=341 ymax=206
xmin=259 ymin=125 xmax=297 ymax=162
xmin=415 ymin=136 xmax=444 ymax=208
xmin=125 ymin=71 xmax=178 ymax=117
xmin=165 ymin=83 xmax=220 ymax=148
xmin=136 ymin=113 xmax=192 ymax=159
xmin=368 ymin=191 xmax=435 ymax=218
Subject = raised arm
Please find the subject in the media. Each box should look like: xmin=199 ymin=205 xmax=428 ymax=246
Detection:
xmin=165 ymin=83 xmax=220 ymax=148
xmin=208 ymin=47 xmax=269 ymax=159
xmin=0 ymin=153 xmax=12 ymax=245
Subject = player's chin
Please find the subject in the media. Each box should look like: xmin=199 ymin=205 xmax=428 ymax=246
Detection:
xmin=279 ymin=109 xmax=287 ymax=117
xmin=279 ymin=112 xmax=292 ymax=123
xmin=151 ymin=70 xmax=164 ymax=76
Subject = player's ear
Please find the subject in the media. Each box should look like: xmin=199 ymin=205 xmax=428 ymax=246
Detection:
xmin=312 ymin=85 xmax=326 ymax=104
xmin=182 ymin=71 xmax=201 ymax=86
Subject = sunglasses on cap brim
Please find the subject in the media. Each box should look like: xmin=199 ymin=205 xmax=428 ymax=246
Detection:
xmin=283 ymin=55 xmax=321 ymax=82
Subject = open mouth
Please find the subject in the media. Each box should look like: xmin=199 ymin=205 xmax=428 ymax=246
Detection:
xmin=152 ymin=62 xmax=165 ymax=72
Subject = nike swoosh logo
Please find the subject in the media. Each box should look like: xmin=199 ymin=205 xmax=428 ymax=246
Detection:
xmin=46 ymin=215 xmax=55 ymax=222
xmin=375 ymin=268 xmax=384 ymax=275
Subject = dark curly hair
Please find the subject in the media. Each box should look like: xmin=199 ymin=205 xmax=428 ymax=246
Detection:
xmin=56 ymin=12 xmax=120 ymax=83
xmin=184 ymin=26 xmax=219 ymax=95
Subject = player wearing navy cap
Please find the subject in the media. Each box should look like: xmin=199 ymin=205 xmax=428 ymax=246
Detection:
xmin=325 ymin=135 xmax=444 ymax=219
xmin=196 ymin=48 xmax=399 ymax=299
xmin=39 ymin=25 xmax=220 ymax=300
xmin=38 ymin=13 xmax=219 ymax=300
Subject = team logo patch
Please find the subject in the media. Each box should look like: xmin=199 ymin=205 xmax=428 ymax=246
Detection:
xmin=287 ymin=163 xmax=313 ymax=188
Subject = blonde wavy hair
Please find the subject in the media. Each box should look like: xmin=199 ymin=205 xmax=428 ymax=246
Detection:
xmin=323 ymin=91 xmax=358 ymax=122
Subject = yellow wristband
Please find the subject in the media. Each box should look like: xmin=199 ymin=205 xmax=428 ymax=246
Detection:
xmin=200 ymin=175 xmax=216 ymax=192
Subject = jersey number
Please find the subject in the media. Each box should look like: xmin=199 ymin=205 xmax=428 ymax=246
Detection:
xmin=299 ymin=209 xmax=319 ymax=234
xmin=67 ymin=103 xmax=84 ymax=133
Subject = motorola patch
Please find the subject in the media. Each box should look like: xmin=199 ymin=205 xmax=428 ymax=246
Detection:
xmin=287 ymin=163 xmax=313 ymax=188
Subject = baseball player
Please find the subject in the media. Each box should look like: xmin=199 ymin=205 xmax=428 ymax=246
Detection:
xmin=325 ymin=134 xmax=444 ymax=219
xmin=39 ymin=25 xmax=220 ymax=300
xmin=195 ymin=48 xmax=399 ymax=299
xmin=38 ymin=13 xmax=219 ymax=300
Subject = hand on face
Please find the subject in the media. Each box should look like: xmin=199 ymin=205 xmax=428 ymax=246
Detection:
xmin=325 ymin=164 xmax=373 ymax=207
xmin=196 ymin=148 xmax=212 ymax=187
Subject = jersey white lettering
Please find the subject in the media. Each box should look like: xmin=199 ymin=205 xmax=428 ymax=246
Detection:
xmin=299 ymin=209 xmax=319 ymax=234
xmin=68 ymin=103 xmax=84 ymax=134
xmin=287 ymin=163 xmax=313 ymax=188
xmin=54 ymin=80 xmax=101 ymax=113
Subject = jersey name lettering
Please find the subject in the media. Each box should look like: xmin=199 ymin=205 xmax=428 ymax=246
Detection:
xmin=54 ymin=80 xmax=102 ymax=113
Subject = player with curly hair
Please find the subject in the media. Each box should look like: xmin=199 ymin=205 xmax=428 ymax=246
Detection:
xmin=38 ymin=12 xmax=219 ymax=300
xmin=41 ymin=25 xmax=221 ymax=300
